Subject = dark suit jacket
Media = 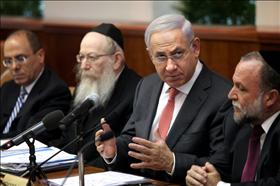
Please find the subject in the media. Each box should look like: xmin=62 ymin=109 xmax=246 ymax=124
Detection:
xmin=0 ymin=67 xmax=72 ymax=144
xmin=60 ymin=66 xmax=141 ymax=166
xmin=225 ymin=113 xmax=280 ymax=186
xmin=110 ymin=64 xmax=232 ymax=184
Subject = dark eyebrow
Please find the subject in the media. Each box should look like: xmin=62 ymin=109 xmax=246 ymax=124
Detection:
xmin=170 ymin=48 xmax=185 ymax=55
xmin=154 ymin=51 xmax=166 ymax=56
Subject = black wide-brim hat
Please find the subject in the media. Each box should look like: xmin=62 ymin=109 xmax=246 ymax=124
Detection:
xmin=91 ymin=23 xmax=124 ymax=49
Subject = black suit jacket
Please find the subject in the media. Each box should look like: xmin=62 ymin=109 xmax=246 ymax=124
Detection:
xmin=60 ymin=66 xmax=141 ymax=166
xmin=225 ymin=114 xmax=280 ymax=186
xmin=110 ymin=64 xmax=232 ymax=184
xmin=0 ymin=67 xmax=72 ymax=144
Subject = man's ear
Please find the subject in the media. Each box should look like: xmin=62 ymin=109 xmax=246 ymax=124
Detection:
xmin=190 ymin=37 xmax=200 ymax=58
xmin=112 ymin=51 xmax=123 ymax=71
xmin=36 ymin=48 xmax=45 ymax=64
xmin=264 ymin=89 xmax=279 ymax=108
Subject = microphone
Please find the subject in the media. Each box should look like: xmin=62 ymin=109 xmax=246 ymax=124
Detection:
xmin=59 ymin=94 xmax=100 ymax=130
xmin=1 ymin=110 xmax=64 ymax=150
xmin=98 ymin=131 xmax=114 ymax=142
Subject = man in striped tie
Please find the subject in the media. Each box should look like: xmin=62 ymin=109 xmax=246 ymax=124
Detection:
xmin=0 ymin=30 xmax=72 ymax=144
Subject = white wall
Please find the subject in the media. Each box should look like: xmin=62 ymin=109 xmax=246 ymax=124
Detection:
xmin=44 ymin=1 xmax=280 ymax=27
xmin=44 ymin=1 xmax=179 ymax=23
xmin=256 ymin=1 xmax=280 ymax=27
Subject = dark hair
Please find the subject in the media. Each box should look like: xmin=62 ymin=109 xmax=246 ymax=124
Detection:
xmin=241 ymin=51 xmax=280 ymax=92
xmin=6 ymin=29 xmax=42 ymax=53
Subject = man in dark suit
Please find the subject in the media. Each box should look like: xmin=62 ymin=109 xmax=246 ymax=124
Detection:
xmin=186 ymin=51 xmax=280 ymax=186
xmin=0 ymin=30 xmax=72 ymax=144
xmin=60 ymin=23 xmax=141 ymax=166
xmin=95 ymin=14 xmax=232 ymax=184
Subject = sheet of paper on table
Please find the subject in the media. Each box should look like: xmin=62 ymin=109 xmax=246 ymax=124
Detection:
xmin=48 ymin=171 xmax=150 ymax=186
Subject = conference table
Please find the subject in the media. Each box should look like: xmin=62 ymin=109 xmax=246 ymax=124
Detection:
xmin=43 ymin=166 xmax=180 ymax=186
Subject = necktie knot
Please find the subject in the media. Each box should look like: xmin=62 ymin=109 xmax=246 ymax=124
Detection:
xmin=252 ymin=125 xmax=264 ymax=139
xmin=168 ymin=87 xmax=178 ymax=100
xmin=20 ymin=87 xmax=27 ymax=97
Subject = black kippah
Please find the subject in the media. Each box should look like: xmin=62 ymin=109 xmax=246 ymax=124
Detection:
xmin=91 ymin=23 xmax=124 ymax=49
xmin=260 ymin=50 xmax=280 ymax=74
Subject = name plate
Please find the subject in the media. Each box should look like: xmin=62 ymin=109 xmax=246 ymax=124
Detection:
xmin=0 ymin=172 xmax=30 ymax=186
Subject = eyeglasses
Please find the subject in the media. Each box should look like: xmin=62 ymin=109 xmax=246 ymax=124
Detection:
xmin=76 ymin=52 xmax=114 ymax=64
xmin=152 ymin=49 xmax=189 ymax=64
xmin=2 ymin=54 xmax=30 ymax=67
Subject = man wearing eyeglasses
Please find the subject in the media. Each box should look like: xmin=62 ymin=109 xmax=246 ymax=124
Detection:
xmin=0 ymin=30 xmax=72 ymax=144
xmin=95 ymin=14 xmax=232 ymax=184
xmin=59 ymin=23 xmax=141 ymax=167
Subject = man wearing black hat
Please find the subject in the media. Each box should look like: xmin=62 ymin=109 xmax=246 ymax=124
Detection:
xmin=186 ymin=50 xmax=280 ymax=186
xmin=59 ymin=23 xmax=141 ymax=166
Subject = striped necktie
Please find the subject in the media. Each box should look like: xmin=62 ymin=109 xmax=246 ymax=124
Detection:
xmin=3 ymin=87 xmax=27 ymax=134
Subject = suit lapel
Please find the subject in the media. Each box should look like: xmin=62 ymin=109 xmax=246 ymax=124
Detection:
xmin=2 ymin=84 xmax=20 ymax=122
xmin=17 ymin=69 xmax=47 ymax=120
xmin=141 ymin=77 xmax=163 ymax=139
xmin=256 ymin=114 xmax=280 ymax=178
xmin=166 ymin=67 xmax=210 ymax=148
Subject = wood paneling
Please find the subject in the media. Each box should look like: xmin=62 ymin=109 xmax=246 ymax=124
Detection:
xmin=1 ymin=17 xmax=279 ymax=86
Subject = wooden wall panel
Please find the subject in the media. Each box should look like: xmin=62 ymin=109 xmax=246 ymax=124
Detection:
xmin=1 ymin=17 xmax=279 ymax=86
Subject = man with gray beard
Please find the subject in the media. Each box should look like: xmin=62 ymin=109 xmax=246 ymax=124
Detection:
xmin=59 ymin=23 xmax=141 ymax=167
xmin=186 ymin=51 xmax=280 ymax=186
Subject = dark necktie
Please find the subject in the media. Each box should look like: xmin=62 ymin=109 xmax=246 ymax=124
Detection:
xmin=158 ymin=87 xmax=178 ymax=139
xmin=3 ymin=87 xmax=27 ymax=134
xmin=241 ymin=125 xmax=264 ymax=182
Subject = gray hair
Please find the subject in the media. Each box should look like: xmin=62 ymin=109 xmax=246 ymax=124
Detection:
xmin=144 ymin=14 xmax=194 ymax=48
xmin=103 ymin=36 xmax=125 ymax=62
xmin=241 ymin=51 xmax=280 ymax=92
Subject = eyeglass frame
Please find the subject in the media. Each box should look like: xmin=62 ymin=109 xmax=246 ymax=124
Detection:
xmin=76 ymin=52 xmax=115 ymax=64
xmin=151 ymin=38 xmax=194 ymax=64
xmin=2 ymin=54 xmax=32 ymax=68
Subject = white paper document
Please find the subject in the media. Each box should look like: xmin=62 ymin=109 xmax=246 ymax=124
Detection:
xmin=0 ymin=140 xmax=77 ymax=174
xmin=48 ymin=171 xmax=149 ymax=186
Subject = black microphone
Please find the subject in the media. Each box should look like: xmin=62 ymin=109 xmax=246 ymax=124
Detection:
xmin=98 ymin=131 xmax=114 ymax=142
xmin=0 ymin=110 xmax=64 ymax=150
xmin=59 ymin=94 xmax=100 ymax=130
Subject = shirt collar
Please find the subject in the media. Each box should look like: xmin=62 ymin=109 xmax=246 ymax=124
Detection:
xmin=261 ymin=110 xmax=280 ymax=134
xmin=23 ymin=67 xmax=44 ymax=94
xmin=163 ymin=60 xmax=203 ymax=95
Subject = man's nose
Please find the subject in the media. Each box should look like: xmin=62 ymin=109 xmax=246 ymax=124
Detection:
xmin=80 ymin=61 xmax=91 ymax=70
xmin=165 ymin=58 xmax=177 ymax=71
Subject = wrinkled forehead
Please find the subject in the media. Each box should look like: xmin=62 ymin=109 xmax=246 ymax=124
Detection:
xmin=80 ymin=32 xmax=108 ymax=53
xmin=233 ymin=60 xmax=262 ymax=86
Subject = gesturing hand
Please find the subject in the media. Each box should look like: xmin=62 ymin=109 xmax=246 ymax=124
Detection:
xmin=128 ymin=129 xmax=174 ymax=172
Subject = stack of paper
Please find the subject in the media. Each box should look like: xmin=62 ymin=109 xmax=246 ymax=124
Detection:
xmin=0 ymin=140 xmax=77 ymax=175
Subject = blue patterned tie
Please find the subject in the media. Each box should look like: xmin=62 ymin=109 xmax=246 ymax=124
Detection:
xmin=3 ymin=87 xmax=27 ymax=134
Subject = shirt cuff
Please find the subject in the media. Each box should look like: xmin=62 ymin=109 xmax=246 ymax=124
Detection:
xmin=217 ymin=181 xmax=230 ymax=186
xmin=103 ymin=153 xmax=117 ymax=164
xmin=166 ymin=153 xmax=175 ymax=175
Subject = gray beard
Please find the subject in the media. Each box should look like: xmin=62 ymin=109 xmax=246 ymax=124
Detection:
xmin=73 ymin=67 xmax=117 ymax=107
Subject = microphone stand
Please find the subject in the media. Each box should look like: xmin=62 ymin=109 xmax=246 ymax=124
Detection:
xmin=78 ymin=151 xmax=85 ymax=186
xmin=76 ymin=119 xmax=85 ymax=186
xmin=23 ymin=135 xmax=47 ymax=186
